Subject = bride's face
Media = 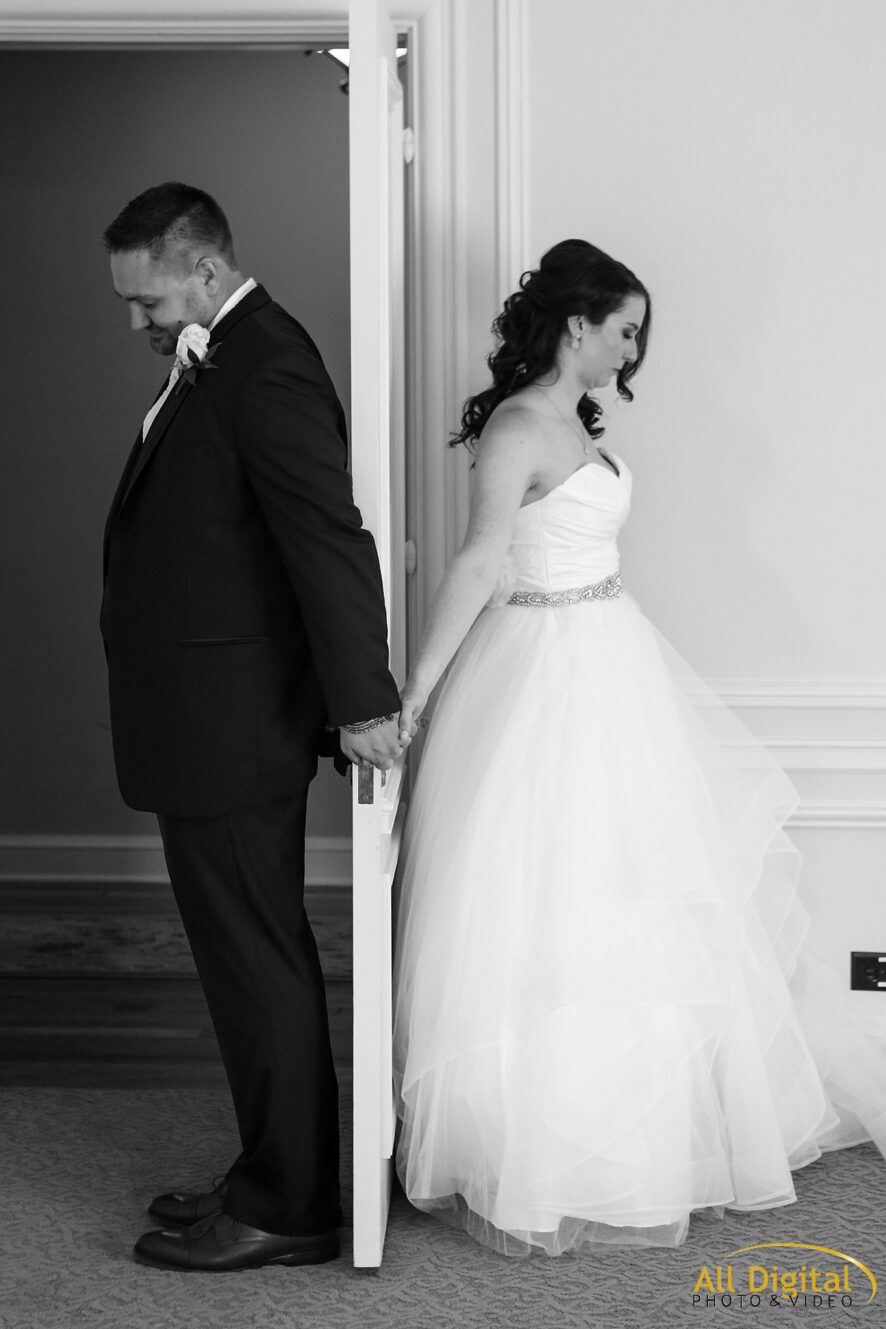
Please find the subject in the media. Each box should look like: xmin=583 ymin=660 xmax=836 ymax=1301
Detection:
xmin=573 ymin=295 xmax=647 ymax=390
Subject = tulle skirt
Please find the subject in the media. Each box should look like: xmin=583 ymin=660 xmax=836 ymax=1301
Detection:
xmin=392 ymin=591 xmax=884 ymax=1256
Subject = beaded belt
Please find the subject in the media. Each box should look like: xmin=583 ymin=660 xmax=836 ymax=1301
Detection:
xmin=507 ymin=572 xmax=622 ymax=607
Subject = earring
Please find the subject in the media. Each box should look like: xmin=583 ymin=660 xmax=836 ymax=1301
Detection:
xmin=571 ymin=335 xmax=582 ymax=350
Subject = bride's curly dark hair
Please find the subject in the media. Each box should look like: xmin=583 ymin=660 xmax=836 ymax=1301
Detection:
xmin=453 ymin=238 xmax=651 ymax=450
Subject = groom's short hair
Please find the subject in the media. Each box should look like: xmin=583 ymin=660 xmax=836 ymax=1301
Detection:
xmin=103 ymin=182 xmax=236 ymax=266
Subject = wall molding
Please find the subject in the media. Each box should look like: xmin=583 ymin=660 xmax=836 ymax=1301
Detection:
xmin=1 ymin=795 xmax=884 ymax=889
xmin=408 ymin=0 xmax=473 ymax=603
xmin=0 ymin=835 xmax=352 ymax=885
xmin=3 ymin=679 xmax=885 ymax=882
xmin=0 ymin=17 xmax=348 ymax=46
xmin=2 ymin=678 xmax=884 ymax=883
xmin=0 ymin=0 xmax=352 ymax=45
xmin=790 ymin=802 xmax=886 ymax=831
xmin=707 ymin=678 xmax=886 ymax=709
xmin=765 ymin=740 xmax=886 ymax=774
xmin=494 ymin=0 xmax=529 ymax=306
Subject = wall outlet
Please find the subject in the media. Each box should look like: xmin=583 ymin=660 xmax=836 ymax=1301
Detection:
xmin=850 ymin=952 xmax=886 ymax=991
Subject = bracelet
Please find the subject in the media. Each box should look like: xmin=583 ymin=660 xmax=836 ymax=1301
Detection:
xmin=341 ymin=711 xmax=399 ymax=735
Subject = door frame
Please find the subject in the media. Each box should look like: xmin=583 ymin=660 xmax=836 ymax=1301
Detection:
xmin=0 ymin=0 xmax=528 ymax=651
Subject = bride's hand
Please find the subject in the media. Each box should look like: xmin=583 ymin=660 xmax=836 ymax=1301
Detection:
xmin=398 ymin=686 xmax=427 ymax=742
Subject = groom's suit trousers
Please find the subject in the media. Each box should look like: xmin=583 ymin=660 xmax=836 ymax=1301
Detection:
xmin=158 ymin=787 xmax=341 ymax=1237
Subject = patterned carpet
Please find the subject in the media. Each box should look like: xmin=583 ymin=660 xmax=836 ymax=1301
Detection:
xmin=1 ymin=1086 xmax=883 ymax=1329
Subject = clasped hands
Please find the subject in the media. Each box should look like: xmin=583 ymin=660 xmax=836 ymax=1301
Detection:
xmin=339 ymin=688 xmax=428 ymax=771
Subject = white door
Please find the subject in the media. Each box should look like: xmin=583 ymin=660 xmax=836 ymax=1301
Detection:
xmin=348 ymin=0 xmax=408 ymax=1270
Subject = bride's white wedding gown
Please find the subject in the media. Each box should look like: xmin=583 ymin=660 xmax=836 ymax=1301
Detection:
xmin=392 ymin=450 xmax=886 ymax=1256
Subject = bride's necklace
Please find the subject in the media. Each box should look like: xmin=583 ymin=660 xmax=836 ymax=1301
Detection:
xmin=527 ymin=385 xmax=590 ymax=458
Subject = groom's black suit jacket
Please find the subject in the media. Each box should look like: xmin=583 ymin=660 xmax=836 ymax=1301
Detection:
xmin=101 ymin=284 xmax=400 ymax=817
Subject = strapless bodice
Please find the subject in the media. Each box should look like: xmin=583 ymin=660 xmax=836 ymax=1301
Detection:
xmin=490 ymin=452 xmax=631 ymax=603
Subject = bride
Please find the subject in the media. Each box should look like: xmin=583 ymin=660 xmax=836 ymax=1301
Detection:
xmin=392 ymin=238 xmax=884 ymax=1257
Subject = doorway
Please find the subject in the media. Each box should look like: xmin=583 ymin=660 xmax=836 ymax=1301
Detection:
xmin=0 ymin=46 xmax=354 ymax=849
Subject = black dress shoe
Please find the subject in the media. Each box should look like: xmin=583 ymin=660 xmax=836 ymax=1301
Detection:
xmin=135 ymin=1211 xmax=341 ymax=1271
xmin=148 ymin=1177 xmax=228 ymax=1225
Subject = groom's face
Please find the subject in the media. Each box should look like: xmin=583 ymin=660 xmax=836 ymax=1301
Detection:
xmin=110 ymin=247 xmax=211 ymax=356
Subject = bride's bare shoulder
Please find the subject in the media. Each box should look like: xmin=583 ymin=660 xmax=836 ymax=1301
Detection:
xmin=476 ymin=393 xmax=547 ymax=463
xmin=487 ymin=390 xmax=545 ymax=432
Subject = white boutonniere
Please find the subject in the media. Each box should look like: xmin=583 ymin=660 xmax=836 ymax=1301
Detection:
xmin=173 ymin=323 xmax=218 ymax=391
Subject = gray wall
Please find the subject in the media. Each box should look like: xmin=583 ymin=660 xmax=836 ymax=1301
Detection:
xmin=0 ymin=49 xmax=353 ymax=837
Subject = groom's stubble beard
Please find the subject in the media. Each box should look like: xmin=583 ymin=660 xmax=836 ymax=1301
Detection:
xmin=148 ymin=328 xmax=177 ymax=356
xmin=146 ymin=281 xmax=213 ymax=357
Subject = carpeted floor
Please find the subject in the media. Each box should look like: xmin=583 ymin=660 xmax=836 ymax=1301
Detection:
xmin=1 ymin=1086 xmax=883 ymax=1329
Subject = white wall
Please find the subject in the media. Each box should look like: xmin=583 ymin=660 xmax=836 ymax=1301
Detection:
xmin=527 ymin=0 xmax=884 ymax=676
xmin=521 ymin=0 xmax=886 ymax=982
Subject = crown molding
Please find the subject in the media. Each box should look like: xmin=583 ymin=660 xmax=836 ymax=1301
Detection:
xmin=0 ymin=0 xmax=450 ymax=44
xmin=0 ymin=17 xmax=348 ymax=45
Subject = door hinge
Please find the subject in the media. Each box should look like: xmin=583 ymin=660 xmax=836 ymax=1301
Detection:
xmin=405 ymin=539 xmax=418 ymax=574
xmin=403 ymin=126 xmax=416 ymax=164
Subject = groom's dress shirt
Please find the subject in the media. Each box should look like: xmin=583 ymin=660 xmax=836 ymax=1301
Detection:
xmin=208 ymin=276 xmax=258 ymax=330
xmin=140 ymin=363 xmax=182 ymax=440
xmin=140 ymin=278 xmax=259 ymax=440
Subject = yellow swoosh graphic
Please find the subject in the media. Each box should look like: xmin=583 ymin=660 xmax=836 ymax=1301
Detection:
xmin=727 ymin=1242 xmax=877 ymax=1305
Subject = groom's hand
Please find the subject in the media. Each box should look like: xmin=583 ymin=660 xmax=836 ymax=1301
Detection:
xmin=339 ymin=718 xmax=405 ymax=771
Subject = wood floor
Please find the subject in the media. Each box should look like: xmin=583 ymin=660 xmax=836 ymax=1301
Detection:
xmin=0 ymin=878 xmax=353 ymax=1088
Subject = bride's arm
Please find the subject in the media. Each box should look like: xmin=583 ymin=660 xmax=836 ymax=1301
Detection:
xmin=398 ymin=416 xmax=539 ymax=733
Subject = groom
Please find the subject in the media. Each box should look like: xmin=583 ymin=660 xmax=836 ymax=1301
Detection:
xmin=101 ymin=182 xmax=404 ymax=1270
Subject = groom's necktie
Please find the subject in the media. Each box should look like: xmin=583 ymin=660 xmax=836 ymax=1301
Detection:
xmin=141 ymin=361 xmax=183 ymax=441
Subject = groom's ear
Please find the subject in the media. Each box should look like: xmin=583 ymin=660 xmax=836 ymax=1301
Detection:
xmin=194 ymin=255 xmax=220 ymax=293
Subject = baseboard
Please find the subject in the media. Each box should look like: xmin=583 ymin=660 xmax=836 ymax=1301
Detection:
xmin=1 ymin=793 xmax=885 ymax=890
xmin=0 ymin=835 xmax=352 ymax=887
